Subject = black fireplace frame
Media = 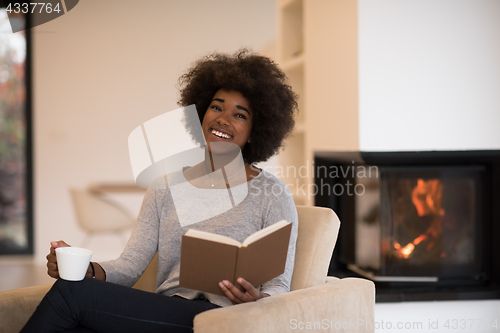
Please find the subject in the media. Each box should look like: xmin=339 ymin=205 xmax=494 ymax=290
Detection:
xmin=314 ymin=150 xmax=500 ymax=302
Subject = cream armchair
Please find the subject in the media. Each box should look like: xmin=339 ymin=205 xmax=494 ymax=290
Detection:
xmin=0 ymin=206 xmax=375 ymax=333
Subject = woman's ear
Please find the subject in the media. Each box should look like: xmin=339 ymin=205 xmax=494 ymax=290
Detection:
xmin=247 ymin=138 xmax=251 ymax=143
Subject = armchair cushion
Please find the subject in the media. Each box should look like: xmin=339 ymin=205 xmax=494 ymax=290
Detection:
xmin=291 ymin=206 xmax=340 ymax=290
xmin=0 ymin=283 xmax=52 ymax=333
xmin=194 ymin=277 xmax=375 ymax=333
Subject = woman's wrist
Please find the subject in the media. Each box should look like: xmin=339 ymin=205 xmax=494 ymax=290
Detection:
xmin=85 ymin=263 xmax=94 ymax=278
xmin=89 ymin=262 xmax=96 ymax=278
xmin=86 ymin=262 xmax=100 ymax=278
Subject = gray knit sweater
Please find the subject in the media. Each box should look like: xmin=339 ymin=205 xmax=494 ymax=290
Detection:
xmin=99 ymin=169 xmax=298 ymax=307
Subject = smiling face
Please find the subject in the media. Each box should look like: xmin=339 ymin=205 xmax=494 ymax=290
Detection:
xmin=201 ymin=89 xmax=253 ymax=156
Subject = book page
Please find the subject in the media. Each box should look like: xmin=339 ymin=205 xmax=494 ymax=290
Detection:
xmin=235 ymin=222 xmax=292 ymax=288
xmin=184 ymin=229 xmax=242 ymax=247
xmin=242 ymin=220 xmax=290 ymax=247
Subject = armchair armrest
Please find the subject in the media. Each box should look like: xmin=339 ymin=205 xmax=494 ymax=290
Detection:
xmin=0 ymin=283 xmax=53 ymax=333
xmin=193 ymin=278 xmax=375 ymax=333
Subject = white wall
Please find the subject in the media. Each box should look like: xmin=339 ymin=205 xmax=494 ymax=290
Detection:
xmin=33 ymin=0 xmax=276 ymax=264
xmin=358 ymin=0 xmax=500 ymax=151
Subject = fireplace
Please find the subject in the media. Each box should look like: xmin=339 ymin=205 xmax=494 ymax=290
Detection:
xmin=314 ymin=151 xmax=500 ymax=302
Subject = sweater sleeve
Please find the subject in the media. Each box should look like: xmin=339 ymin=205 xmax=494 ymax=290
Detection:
xmin=259 ymin=186 xmax=298 ymax=297
xmin=98 ymin=184 xmax=162 ymax=287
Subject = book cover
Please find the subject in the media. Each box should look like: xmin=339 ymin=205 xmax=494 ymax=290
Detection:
xmin=179 ymin=221 xmax=292 ymax=296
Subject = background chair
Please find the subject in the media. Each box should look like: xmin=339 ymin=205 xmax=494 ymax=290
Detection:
xmin=0 ymin=205 xmax=375 ymax=333
xmin=69 ymin=188 xmax=135 ymax=247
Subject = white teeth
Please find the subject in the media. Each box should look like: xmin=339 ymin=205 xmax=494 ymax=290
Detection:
xmin=212 ymin=129 xmax=231 ymax=139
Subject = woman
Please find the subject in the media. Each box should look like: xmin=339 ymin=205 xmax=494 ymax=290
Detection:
xmin=21 ymin=49 xmax=298 ymax=333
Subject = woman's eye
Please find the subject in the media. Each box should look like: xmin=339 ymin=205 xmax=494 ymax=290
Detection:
xmin=211 ymin=105 xmax=222 ymax=111
xmin=236 ymin=113 xmax=247 ymax=120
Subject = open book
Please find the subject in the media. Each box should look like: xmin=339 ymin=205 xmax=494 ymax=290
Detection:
xmin=179 ymin=220 xmax=292 ymax=296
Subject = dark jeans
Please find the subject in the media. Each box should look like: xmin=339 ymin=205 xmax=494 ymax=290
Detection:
xmin=20 ymin=278 xmax=220 ymax=333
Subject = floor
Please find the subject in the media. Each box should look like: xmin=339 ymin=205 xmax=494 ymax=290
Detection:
xmin=0 ymin=257 xmax=54 ymax=292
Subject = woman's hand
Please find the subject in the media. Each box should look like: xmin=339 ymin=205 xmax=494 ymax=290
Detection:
xmin=219 ymin=278 xmax=270 ymax=305
xmin=46 ymin=240 xmax=71 ymax=279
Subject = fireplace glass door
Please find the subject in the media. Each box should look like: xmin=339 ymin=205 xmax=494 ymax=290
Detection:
xmin=355 ymin=166 xmax=486 ymax=281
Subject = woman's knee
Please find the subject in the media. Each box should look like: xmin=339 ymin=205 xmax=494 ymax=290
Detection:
xmin=49 ymin=278 xmax=94 ymax=302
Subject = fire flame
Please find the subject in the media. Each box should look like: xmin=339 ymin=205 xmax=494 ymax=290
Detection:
xmin=393 ymin=178 xmax=444 ymax=259
xmin=394 ymin=242 xmax=415 ymax=259
xmin=411 ymin=179 xmax=444 ymax=217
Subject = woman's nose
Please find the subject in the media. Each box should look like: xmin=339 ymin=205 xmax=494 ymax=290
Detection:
xmin=216 ymin=112 xmax=230 ymax=126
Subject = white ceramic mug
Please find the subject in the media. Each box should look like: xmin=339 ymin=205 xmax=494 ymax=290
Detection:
xmin=56 ymin=247 xmax=93 ymax=281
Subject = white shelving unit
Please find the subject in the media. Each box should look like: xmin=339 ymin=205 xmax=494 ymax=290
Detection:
xmin=276 ymin=0 xmax=361 ymax=206
xmin=277 ymin=0 xmax=309 ymax=206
